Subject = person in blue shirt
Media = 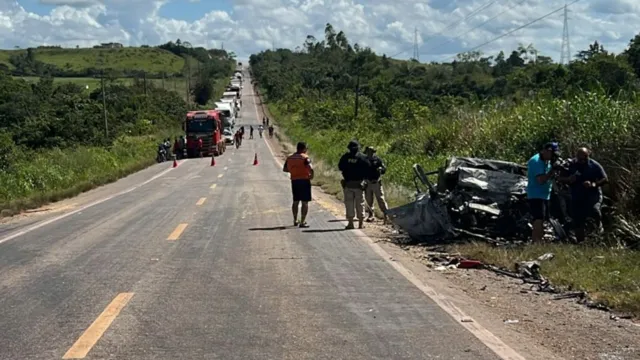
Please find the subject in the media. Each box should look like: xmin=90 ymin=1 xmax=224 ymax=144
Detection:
xmin=527 ymin=142 xmax=560 ymax=242
xmin=559 ymin=147 xmax=608 ymax=242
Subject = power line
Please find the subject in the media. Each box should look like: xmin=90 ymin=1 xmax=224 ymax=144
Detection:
xmin=420 ymin=0 xmax=527 ymax=56
xmin=388 ymin=0 xmax=499 ymax=59
xmin=422 ymin=0 xmax=499 ymax=46
xmin=448 ymin=0 xmax=580 ymax=61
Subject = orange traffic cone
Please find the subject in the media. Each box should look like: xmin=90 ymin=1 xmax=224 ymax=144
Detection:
xmin=253 ymin=153 xmax=258 ymax=165
xmin=211 ymin=156 xmax=216 ymax=166
xmin=172 ymin=158 xmax=178 ymax=168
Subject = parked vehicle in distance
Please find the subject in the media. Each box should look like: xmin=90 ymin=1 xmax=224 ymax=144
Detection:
xmin=223 ymin=128 xmax=234 ymax=144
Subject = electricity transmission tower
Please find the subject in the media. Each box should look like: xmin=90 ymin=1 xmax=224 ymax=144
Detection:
xmin=560 ymin=4 xmax=571 ymax=65
xmin=413 ymin=27 xmax=419 ymax=61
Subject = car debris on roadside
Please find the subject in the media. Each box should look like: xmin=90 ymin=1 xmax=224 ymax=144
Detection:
xmin=386 ymin=158 xmax=570 ymax=244
xmin=387 ymin=158 xmax=632 ymax=320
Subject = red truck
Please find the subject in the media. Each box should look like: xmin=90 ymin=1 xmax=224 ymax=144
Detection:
xmin=184 ymin=110 xmax=226 ymax=157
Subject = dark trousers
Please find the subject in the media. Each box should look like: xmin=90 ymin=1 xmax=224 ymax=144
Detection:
xmin=571 ymin=193 xmax=602 ymax=227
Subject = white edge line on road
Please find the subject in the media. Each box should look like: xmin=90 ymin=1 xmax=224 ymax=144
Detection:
xmin=0 ymin=166 xmax=174 ymax=245
xmin=251 ymin=80 xmax=525 ymax=360
xmin=355 ymin=229 xmax=526 ymax=360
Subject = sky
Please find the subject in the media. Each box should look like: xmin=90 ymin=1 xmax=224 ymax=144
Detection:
xmin=0 ymin=0 xmax=638 ymax=63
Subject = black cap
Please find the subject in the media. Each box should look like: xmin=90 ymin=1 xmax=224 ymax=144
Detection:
xmin=347 ymin=140 xmax=360 ymax=150
xmin=543 ymin=142 xmax=560 ymax=156
xmin=365 ymin=146 xmax=376 ymax=153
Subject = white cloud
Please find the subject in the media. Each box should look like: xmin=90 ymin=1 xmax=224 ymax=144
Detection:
xmin=0 ymin=0 xmax=637 ymax=62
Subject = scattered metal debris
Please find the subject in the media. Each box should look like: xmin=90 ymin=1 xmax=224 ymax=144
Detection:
xmin=421 ymin=247 xmax=627 ymax=318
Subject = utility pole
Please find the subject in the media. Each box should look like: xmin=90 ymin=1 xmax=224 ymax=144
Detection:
xmin=101 ymin=70 xmax=108 ymax=137
xmin=186 ymin=57 xmax=191 ymax=108
xmin=560 ymin=4 xmax=571 ymax=65
xmin=413 ymin=27 xmax=419 ymax=61
xmin=354 ymin=73 xmax=360 ymax=121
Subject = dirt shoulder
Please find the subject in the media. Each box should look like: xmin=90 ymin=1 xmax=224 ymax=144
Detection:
xmin=255 ymin=89 xmax=640 ymax=360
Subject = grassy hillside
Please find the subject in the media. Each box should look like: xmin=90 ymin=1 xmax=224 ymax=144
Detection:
xmin=15 ymin=76 xmax=189 ymax=96
xmin=0 ymin=43 xmax=235 ymax=215
xmin=0 ymin=47 xmax=186 ymax=74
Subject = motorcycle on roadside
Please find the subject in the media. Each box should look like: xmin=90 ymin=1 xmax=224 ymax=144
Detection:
xmin=156 ymin=144 xmax=167 ymax=163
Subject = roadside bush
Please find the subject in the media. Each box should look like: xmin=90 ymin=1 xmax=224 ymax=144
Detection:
xmin=0 ymin=136 xmax=157 ymax=212
xmin=0 ymin=51 xmax=234 ymax=215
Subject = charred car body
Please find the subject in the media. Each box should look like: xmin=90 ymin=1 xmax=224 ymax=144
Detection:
xmin=387 ymin=157 xmax=588 ymax=244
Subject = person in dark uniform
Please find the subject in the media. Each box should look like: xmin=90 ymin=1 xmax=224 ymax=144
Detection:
xmin=364 ymin=146 xmax=389 ymax=223
xmin=559 ymin=147 xmax=608 ymax=242
xmin=338 ymin=140 xmax=371 ymax=229
xmin=283 ymin=142 xmax=314 ymax=227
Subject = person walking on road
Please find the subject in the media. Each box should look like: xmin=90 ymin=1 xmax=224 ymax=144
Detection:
xmin=197 ymin=137 xmax=203 ymax=158
xmin=338 ymin=140 xmax=370 ymax=230
xmin=258 ymin=125 xmax=264 ymax=138
xmin=364 ymin=146 xmax=389 ymax=223
xmin=527 ymin=142 xmax=560 ymax=242
xmin=249 ymin=126 xmax=254 ymax=139
xmin=234 ymin=130 xmax=242 ymax=148
xmin=283 ymin=142 xmax=314 ymax=228
xmin=268 ymin=125 xmax=274 ymax=138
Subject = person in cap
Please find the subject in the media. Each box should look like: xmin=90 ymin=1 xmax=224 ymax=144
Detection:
xmin=560 ymin=147 xmax=608 ymax=242
xmin=527 ymin=142 xmax=560 ymax=242
xmin=364 ymin=146 xmax=389 ymax=223
xmin=338 ymin=140 xmax=371 ymax=229
xmin=283 ymin=141 xmax=314 ymax=227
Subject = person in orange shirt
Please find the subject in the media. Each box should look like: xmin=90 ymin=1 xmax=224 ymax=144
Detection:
xmin=283 ymin=142 xmax=314 ymax=227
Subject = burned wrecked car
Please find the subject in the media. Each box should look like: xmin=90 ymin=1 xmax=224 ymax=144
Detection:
xmin=387 ymin=157 xmax=569 ymax=243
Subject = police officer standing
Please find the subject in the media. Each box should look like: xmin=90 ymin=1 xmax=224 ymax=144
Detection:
xmin=338 ymin=140 xmax=370 ymax=229
xmin=364 ymin=146 xmax=389 ymax=223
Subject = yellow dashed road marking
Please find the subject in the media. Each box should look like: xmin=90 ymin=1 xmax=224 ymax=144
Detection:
xmin=218 ymin=174 xmax=224 ymax=178
xmin=210 ymin=184 xmax=217 ymax=189
xmin=196 ymin=198 xmax=206 ymax=206
xmin=167 ymin=223 xmax=188 ymax=240
xmin=62 ymin=293 xmax=134 ymax=359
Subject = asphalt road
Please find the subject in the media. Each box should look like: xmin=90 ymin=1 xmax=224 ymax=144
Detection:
xmin=0 ymin=78 xmax=503 ymax=359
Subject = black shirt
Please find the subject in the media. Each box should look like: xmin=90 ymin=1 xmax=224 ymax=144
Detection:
xmin=366 ymin=155 xmax=386 ymax=181
xmin=567 ymin=159 xmax=607 ymax=198
xmin=338 ymin=151 xmax=370 ymax=181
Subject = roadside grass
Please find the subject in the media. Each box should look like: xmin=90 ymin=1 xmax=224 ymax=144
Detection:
xmin=262 ymin=94 xmax=640 ymax=317
xmin=0 ymin=135 xmax=160 ymax=217
xmin=449 ymin=242 xmax=640 ymax=315
xmin=0 ymin=47 xmax=185 ymax=74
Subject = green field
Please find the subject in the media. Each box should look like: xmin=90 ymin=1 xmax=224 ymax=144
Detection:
xmin=0 ymin=47 xmax=186 ymax=74
xmin=15 ymin=76 xmax=189 ymax=97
